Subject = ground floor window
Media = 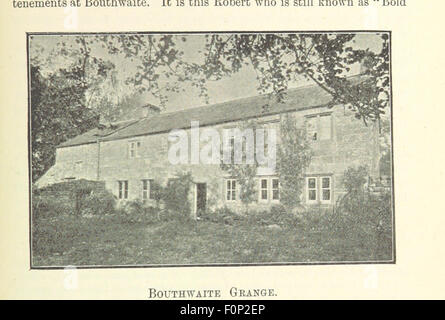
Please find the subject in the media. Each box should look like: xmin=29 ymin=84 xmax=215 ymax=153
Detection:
xmin=258 ymin=177 xmax=280 ymax=202
xmin=307 ymin=177 xmax=317 ymax=203
xmin=272 ymin=178 xmax=280 ymax=201
xmin=226 ymin=179 xmax=236 ymax=201
xmin=225 ymin=177 xmax=280 ymax=203
xmin=306 ymin=176 xmax=332 ymax=204
xmin=118 ymin=180 xmax=128 ymax=200
xmin=260 ymin=178 xmax=268 ymax=201
xmin=321 ymin=177 xmax=331 ymax=203
xmin=141 ymin=179 xmax=154 ymax=201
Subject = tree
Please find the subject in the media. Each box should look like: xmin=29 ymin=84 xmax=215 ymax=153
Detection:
xmin=276 ymin=114 xmax=312 ymax=210
xmin=34 ymin=33 xmax=389 ymax=122
xmin=197 ymin=33 xmax=390 ymax=123
xmin=30 ymin=64 xmax=99 ymax=182
xmin=378 ymin=116 xmax=392 ymax=177
xmin=220 ymin=120 xmax=259 ymax=213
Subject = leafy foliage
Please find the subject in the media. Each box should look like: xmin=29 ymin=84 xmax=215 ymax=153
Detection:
xmin=199 ymin=206 xmax=240 ymax=224
xmin=336 ymin=165 xmax=370 ymax=215
xmin=114 ymin=200 xmax=159 ymax=224
xmin=329 ymin=165 xmax=393 ymax=259
xmin=276 ymin=114 xmax=312 ymax=210
xmin=199 ymin=33 xmax=390 ymax=123
xmin=149 ymin=180 xmax=164 ymax=209
xmin=219 ymin=120 xmax=259 ymax=212
xmin=32 ymin=180 xmax=116 ymax=217
xmin=379 ymin=117 xmax=392 ymax=176
xmin=162 ymin=171 xmax=193 ymax=216
xmin=342 ymin=165 xmax=369 ymax=194
xmin=30 ymin=64 xmax=100 ymax=181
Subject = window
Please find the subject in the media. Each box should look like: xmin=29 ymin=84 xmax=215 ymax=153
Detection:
xmin=260 ymin=178 xmax=268 ymax=201
xmin=306 ymin=114 xmax=332 ymax=141
xmin=321 ymin=177 xmax=331 ymax=203
xmin=230 ymin=136 xmax=235 ymax=162
xmin=258 ymin=177 xmax=280 ymax=202
xmin=272 ymin=178 xmax=280 ymax=201
xmin=142 ymin=179 xmax=154 ymax=201
xmin=118 ymin=180 xmax=128 ymax=200
xmin=307 ymin=177 xmax=317 ymax=202
xmin=128 ymin=141 xmax=141 ymax=158
xmin=226 ymin=179 xmax=236 ymax=201
xmin=306 ymin=176 xmax=332 ymax=204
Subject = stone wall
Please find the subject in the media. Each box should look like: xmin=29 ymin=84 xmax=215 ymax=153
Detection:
xmin=40 ymin=103 xmax=380 ymax=214
xmin=35 ymin=143 xmax=99 ymax=188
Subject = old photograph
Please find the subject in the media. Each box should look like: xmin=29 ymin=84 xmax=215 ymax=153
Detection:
xmin=29 ymin=32 xmax=394 ymax=267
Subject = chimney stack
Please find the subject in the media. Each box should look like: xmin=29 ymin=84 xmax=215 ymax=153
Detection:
xmin=141 ymin=104 xmax=161 ymax=118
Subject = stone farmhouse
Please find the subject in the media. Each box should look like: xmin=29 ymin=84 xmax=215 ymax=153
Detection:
xmin=36 ymin=80 xmax=381 ymax=217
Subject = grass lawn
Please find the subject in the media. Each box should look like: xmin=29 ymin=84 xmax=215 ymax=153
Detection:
xmin=31 ymin=214 xmax=393 ymax=266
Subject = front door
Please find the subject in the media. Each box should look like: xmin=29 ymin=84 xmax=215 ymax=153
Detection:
xmin=196 ymin=183 xmax=207 ymax=216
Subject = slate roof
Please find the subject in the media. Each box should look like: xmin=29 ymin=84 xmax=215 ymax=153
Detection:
xmin=57 ymin=82 xmax=333 ymax=148
xmin=58 ymin=119 xmax=139 ymax=148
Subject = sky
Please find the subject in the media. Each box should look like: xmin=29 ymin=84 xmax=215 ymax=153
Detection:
xmin=29 ymin=33 xmax=384 ymax=114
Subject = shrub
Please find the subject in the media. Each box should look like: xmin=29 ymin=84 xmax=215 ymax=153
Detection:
xmin=245 ymin=205 xmax=298 ymax=228
xmin=110 ymin=200 xmax=159 ymax=224
xmin=33 ymin=179 xmax=116 ymax=217
xmin=329 ymin=166 xmax=393 ymax=259
xmin=200 ymin=206 xmax=241 ymax=224
xmin=337 ymin=165 xmax=369 ymax=214
xmin=276 ymin=114 xmax=312 ymax=210
xmin=162 ymin=171 xmax=193 ymax=216
xmin=150 ymin=180 xmax=164 ymax=209
xmin=81 ymin=187 xmax=116 ymax=216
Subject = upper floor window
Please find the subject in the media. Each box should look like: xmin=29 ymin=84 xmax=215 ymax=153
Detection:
xmin=230 ymin=136 xmax=235 ymax=161
xmin=118 ymin=180 xmax=128 ymax=200
xmin=128 ymin=141 xmax=141 ymax=158
xmin=306 ymin=113 xmax=332 ymax=141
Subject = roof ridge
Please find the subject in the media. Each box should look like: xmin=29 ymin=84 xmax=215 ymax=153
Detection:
xmin=157 ymin=83 xmax=317 ymax=118
xmin=57 ymin=77 xmax=352 ymax=148
xmin=94 ymin=118 xmax=142 ymax=138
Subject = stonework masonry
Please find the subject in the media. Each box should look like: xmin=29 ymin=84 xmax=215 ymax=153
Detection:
xmin=37 ymin=102 xmax=380 ymax=216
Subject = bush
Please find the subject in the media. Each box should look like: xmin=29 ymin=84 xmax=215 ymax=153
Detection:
xmin=110 ymin=200 xmax=159 ymax=224
xmin=245 ymin=204 xmax=299 ymax=228
xmin=162 ymin=171 xmax=193 ymax=216
xmin=33 ymin=180 xmax=116 ymax=217
xmin=328 ymin=166 xmax=393 ymax=259
xmin=199 ymin=206 xmax=246 ymax=225
xmin=81 ymin=187 xmax=116 ymax=216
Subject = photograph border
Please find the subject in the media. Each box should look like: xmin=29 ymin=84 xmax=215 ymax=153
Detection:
xmin=27 ymin=30 xmax=395 ymax=270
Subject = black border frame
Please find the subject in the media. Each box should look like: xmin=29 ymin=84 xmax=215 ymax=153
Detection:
xmin=27 ymin=31 xmax=395 ymax=270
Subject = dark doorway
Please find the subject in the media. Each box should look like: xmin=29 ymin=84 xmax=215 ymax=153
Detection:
xmin=196 ymin=183 xmax=207 ymax=216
